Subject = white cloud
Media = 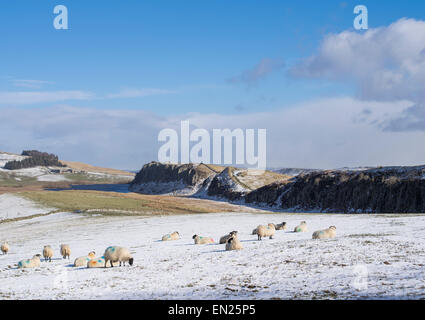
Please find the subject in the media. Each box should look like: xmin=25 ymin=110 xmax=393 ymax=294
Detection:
xmin=106 ymin=88 xmax=176 ymax=99
xmin=1 ymin=98 xmax=424 ymax=170
xmin=10 ymin=79 xmax=52 ymax=89
xmin=0 ymin=91 xmax=95 ymax=105
xmin=290 ymin=18 xmax=425 ymax=102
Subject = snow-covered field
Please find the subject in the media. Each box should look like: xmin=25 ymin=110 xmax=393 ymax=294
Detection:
xmin=0 ymin=194 xmax=54 ymax=221
xmin=1 ymin=195 xmax=425 ymax=300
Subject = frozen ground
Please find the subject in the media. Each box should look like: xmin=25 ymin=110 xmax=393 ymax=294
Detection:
xmin=0 ymin=194 xmax=54 ymax=221
xmin=0 ymin=197 xmax=425 ymax=299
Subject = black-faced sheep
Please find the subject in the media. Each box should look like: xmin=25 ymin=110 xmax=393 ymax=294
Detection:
xmin=43 ymin=245 xmax=53 ymax=262
xmin=275 ymin=222 xmax=287 ymax=231
xmin=60 ymin=244 xmax=71 ymax=259
xmin=225 ymin=236 xmax=243 ymax=251
xmin=312 ymin=226 xmax=337 ymax=239
xmin=294 ymin=221 xmax=308 ymax=233
xmin=192 ymin=235 xmax=214 ymax=244
xmin=103 ymin=246 xmax=134 ymax=268
xmin=18 ymin=254 xmax=42 ymax=269
xmin=162 ymin=231 xmax=180 ymax=241
xmin=219 ymin=231 xmax=238 ymax=244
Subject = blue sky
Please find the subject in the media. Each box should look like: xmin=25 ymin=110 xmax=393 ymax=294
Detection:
xmin=1 ymin=1 xmax=425 ymax=169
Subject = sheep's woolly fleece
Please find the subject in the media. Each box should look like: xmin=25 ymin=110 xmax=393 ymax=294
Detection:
xmin=1 ymin=208 xmax=425 ymax=299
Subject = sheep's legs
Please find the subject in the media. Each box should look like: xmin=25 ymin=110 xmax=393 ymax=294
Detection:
xmin=110 ymin=260 xmax=114 ymax=268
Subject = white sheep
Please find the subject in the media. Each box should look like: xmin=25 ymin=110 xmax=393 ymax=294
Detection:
xmin=192 ymin=235 xmax=214 ymax=244
xmin=225 ymin=236 xmax=243 ymax=251
xmin=294 ymin=221 xmax=308 ymax=233
xmin=312 ymin=226 xmax=337 ymax=239
xmin=255 ymin=223 xmax=276 ymax=241
xmin=87 ymin=256 xmax=120 ymax=268
xmin=219 ymin=231 xmax=238 ymax=244
xmin=60 ymin=244 xmax=71 ymax=260
xmin=43 ymin=245 xmax=53 ymax=262
xmin=74 ymin=251 xmax=96 ymax=267
xmin=18 ymin=254 xmax=42 ymax=269
xmin=1 ymin=242 xmax=9 ymax=255
xmin=103 ymin=246 xmax=134 ymax=268
xmin=275 ymin=222 xmax=287 ymax=231
xmin=162 ymin=231 xmax=180 ymax=241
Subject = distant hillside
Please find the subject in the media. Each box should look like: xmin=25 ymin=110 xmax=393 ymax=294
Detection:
xmin=247 ymin=166 xmax=425 ymax=213
xmin=0 ymin=150 xmax=134 ymax=189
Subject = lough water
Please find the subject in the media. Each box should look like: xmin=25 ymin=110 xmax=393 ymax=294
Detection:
xmin=48 ymin=184 xmax=131 ymax=193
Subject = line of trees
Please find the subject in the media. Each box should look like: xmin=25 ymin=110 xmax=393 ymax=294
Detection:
xmin=4 ymin=150 xmax=65 ymax=170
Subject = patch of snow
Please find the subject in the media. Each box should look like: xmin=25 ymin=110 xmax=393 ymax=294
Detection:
xmin=0 ymin=194 xmax=54 ymax=221
xmin=37 ymin=175 xmax=70 ymax=182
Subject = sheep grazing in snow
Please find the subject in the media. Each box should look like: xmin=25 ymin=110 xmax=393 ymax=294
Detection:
xmin=18 ymin=254 xmax=42 ymax=269
xmin=294 ymin=221 xmax=308 ymax=233
xmin=162 ymin=231 xmax=180 ymax=241
xmin=87 ymin=256 xmax=120 ymax=268
xmin=275 ymin=222 xmax=287 ymax=231
xmin=43 ymin=245 xmax=53 ymax=262
xmin=103 ymin=246 xmax=134 ymax=268
xmin=251 ymin=227 xmax=258 ymax=235
xmin=192 ymin=235 xmax=214 ymax=245
xmin=60 ymin=244 xmax=71 ymax=260
xmin=74 ymin=251 xmax=96 ymax=267
xmin=225 ymin=236 xmax=243 ymax=251
xmin=219 ymin=231 xmax=238 ymax=244
xmin=255 ymin=224 xmax=276 ymax=241
xmin=1 ymin=242 xmax=9 ymax=255
xmin=312 ymin=226 xmax=337 ymax=240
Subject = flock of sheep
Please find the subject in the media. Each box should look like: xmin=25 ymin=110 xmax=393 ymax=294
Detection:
xmin=0 ymin=220 xmax=335 ymax=270
xmin=164 ymin=221 xmax=337 ymax=251
xmin=0 ymin=243 xmax=134 ymax=269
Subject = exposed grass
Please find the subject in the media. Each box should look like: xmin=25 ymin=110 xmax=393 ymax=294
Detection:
xmin=20 ymin=190 xmax=257 ymax=216
xmin=60 ymin=160 xmax=135 ymax=177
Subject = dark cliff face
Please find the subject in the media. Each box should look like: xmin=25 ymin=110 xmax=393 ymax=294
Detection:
xmin=245 ymin=182 xmax=289 ymax=206
xmin=129 ymin=162 xmax=215 ymax=193
xmin=246 ymin=167 xmax=425 ymax=213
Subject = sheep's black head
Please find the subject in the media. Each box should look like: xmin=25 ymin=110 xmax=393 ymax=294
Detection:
xmin=227 ymin=237 xmax=234 ymax=244
xmin=230 ymin=231 xmax=238 ymax=236
xmin=282 ymin=222 xmax=287 ymax=225
xmin=329 ymin=226 xmax=336 ymax=230
xmin=129 ymin=258 xmax=134 ymax=266
xmin=192 ymin=235 xmax=197 ymax=239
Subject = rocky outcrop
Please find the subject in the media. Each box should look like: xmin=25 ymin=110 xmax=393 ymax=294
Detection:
xmin=247 ymin=166 xmax=425 ymax=213
xmin=129 ymin=162 xmax=217 ymax=195
xmin=206 ymin=167 xmax=249 ymax=201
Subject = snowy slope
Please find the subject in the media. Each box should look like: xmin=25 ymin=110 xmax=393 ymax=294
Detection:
xmin=0 ymin=194 xmax=54 ymax=221
xmin=1 ymin=205 xmax=425 ymax=299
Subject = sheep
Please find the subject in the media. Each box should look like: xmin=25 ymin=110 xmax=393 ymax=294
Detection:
xmin=312 ymin=226 xmax=337 ymax=240
xmin=60 ymin=244 xmax=71 ymax=260
xmin=103 ymin=246 xmax=134 ymax=268
xmin=18 ymin=254 xmax=42 ymax=269
xmin=73 ymin=251 xmax=96 ymax=267
xmin=192 ymin=235 xmax=214 ymax=245
xmin=43 ymin=245 xmax=53 ymax=262
xmin=256 ymin=223 xmax=276 ymax=241
xmin=275 ymin=222 xmax=287 ymax=231
xmin=219 ymin=231 xmax=238 ymax=244
xmin=251 ymin=227 xmax=258 ymax=235
xmin=162 ymin=231 xmax=180 ymax=241
xmin=87 ymin=256 xmax=120 ymax=268
xmin=225 ymin=236 xmax=243 ymax=251
xmin=294 ymin=221 xmax=308 ymax=233
xmin=1 ymin=242 xmax=9 ymax=255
